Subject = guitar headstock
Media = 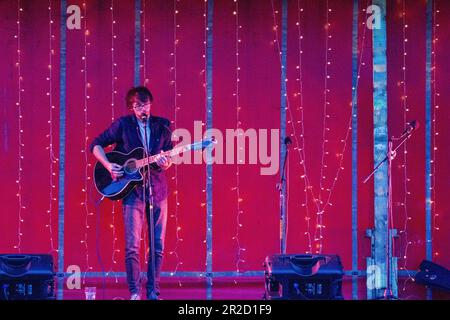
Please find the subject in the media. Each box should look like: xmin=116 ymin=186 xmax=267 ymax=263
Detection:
xmin=191 ymin=137 xmax=217 ymax=151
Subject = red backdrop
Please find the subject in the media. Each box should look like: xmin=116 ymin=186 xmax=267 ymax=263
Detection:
xmin=0 ymin=0 xmax=448 ymax=299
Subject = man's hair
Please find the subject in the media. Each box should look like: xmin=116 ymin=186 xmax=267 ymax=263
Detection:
xmin=126 ymin=86 xmax=154 ymax=109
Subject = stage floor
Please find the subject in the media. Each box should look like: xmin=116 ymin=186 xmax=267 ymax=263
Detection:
xmin=60 ymin=277 xmax=449 ymax=300
xmin=63 ymin=277 xmax=266 ymax=300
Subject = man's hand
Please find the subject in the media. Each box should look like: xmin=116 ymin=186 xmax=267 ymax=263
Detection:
xmin=155 ymin=152 xmax=172 ymax=170
xmin=106 ymin=162 xmax=123 ymax=180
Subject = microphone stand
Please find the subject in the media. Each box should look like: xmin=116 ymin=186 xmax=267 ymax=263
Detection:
xmin=363 ymin=125 xmax=415 ymax=299
xmin=277 ymin=139 xmax=291 ymax=254
xmin=142 ymin=116 xmax=156 ymax=299
xmin=363 ymin=126 xmax=414 ymax=184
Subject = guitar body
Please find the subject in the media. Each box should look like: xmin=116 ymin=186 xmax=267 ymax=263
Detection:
xmin=94 ymin=147 xmax=145 ymax=200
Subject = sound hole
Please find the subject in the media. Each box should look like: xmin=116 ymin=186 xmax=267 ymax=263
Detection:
xmin=123 ymin=159 xmax=138 ymax=174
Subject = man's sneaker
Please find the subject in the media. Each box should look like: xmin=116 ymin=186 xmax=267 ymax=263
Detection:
xmin=147 ymin=291 xmax=159 ymax=300
xmin=130 ymin=293 xmax=141 ymax=300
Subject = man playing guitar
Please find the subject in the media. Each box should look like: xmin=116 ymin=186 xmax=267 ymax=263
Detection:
xmin=90 ymin=86 xmax=172 ymax=300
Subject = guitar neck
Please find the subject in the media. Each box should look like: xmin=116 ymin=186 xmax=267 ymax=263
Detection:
xmin=136 ymin=144 xmax=192 ymax=168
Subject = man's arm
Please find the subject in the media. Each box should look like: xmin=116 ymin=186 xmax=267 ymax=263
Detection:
xmin=92 ymin=145 xmax=123 ymax=179
xmin=90 ymin=118 xmax=124 ymax=179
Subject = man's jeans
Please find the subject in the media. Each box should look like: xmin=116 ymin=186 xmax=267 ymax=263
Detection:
xmin=123 ymin=195 xmax=167 ymax=297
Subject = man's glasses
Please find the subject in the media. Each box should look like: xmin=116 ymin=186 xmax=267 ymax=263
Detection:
xmin=132 ymin=102 xmax=151 ymax=110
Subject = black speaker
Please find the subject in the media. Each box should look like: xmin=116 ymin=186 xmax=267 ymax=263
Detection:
xmin=415 ymin=260 xmax=450 ymax=292
xmin=263 ymin=254 xmax=344 ymax=300
xmin=0 ymin=254 xmax=55 ymax=300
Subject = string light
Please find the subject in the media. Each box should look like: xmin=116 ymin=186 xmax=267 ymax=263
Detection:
xmin=106 ymin=0 xmax=119 ymax=284
xmin=203 ymin=0 xmax=213 ymax=291
xmin=271 ymin=1 xmax=324 ymax=254
xmin=168 ymin=0 xmax=183 ymax=285
xmin=142 ymin=0 xmax=149 ymax=85
xmin=305 ymin=2 xmax=371 ymax=253
xmin=107 ymin=202 xmax=120 ymax=283
xmin=13 ymin=0 xmax=24 ymax=252
xmin=271 ymin=1 xmax=326 ymax=253
xmin=46 ymin=0 xmax=58 ymax=254
xmin=396 ymin=0 xmax=414 ymax=292
xmin=201 ymin=0 xmax=207 ymax=266
xmin=314 ymin=0 xmax=334 ymax=252
xmin=431 ymin=0 xmax=440 ymax=260
xmin=271 ymin=1 xmax=322 ymax=252
xmin=293 ymin=1 xmax=312 ymax=254
xmin=231 ymin=0 xmax=246 ymax=279
xmin=141 ymin=0 xmax=150 ymax=269
xmin=111 ymin=0 xmax=117 ymax=123
xmin=316 ymin=2 xmax=373 ymax=251
xmin=203 ymin=0 xmax=207 ymax=246
xmin=271 ymin=1 xmax=370 ymax=255
xmin=80 ymin=2 xmax=93 ymax=282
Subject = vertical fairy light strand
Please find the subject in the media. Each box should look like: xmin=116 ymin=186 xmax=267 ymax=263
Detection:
xmin=204 ymin=0 xmax=214 ymax=298
xmin=231 ymin=0 xmax=245 ymax=276
xmin=199 ymin=0 xmax=208 ymax=279
xmin=107 ymin=0 xmax=120 ymax=282
xmin=14 ymin=0 xmax=24 ymax=252
xmin=142 ymin=0 xmax=149 ymax=86
xmin=308 ymin=0 xmax=369 ymax=253
xmin=138 ymin=3 xmax=150 ymax=269
xmin=168 ymin=0 xmax=183 ymax=284
xmin=80 ymin=1 xmax=93 ymax=282
xmin=294 ymin=0 xmax=312 ymax=254
xmin=270 ymin=0 xmax=369 ymax=255
xmin=111 ymin=0 xmax=117 ymax=123
xmin=270 ymin=0 xmax=322 ymax=252
xmin=431 ymin=0 xmax=440 ymax=260
xmin=46 ymin=0 xmax=58 ymax=253
xmin=315 ymin=0 xmax=333 ymax=254
xmin=320 ymin=1 xmax=372 ymax=235
xmin=399 ymin=0 xmax=414 ymax=290
xmin=319 ymin=2 xmax=371 ymax=252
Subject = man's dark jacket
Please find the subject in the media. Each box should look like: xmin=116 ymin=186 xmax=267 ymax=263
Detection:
xmin=89 ymin=114 xmax=173 ymax=203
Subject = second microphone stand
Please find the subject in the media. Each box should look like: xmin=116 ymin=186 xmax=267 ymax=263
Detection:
xmin=277 ymin=138 xmax=291 ymax=254
xmin=363 ymin=125 xmax=416 ymax=299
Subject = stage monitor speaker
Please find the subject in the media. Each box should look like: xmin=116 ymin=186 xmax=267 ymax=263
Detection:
xmin=263 ymin=254 xmax=344 ymax=300
xmin=0 ymin=254 xmax=55 ymax=300
xmin=414 ymin=260 xmax=450 ymax=292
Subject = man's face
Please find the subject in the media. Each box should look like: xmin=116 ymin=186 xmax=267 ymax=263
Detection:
xmin=130 ymin=94 xmax=151 ymax=121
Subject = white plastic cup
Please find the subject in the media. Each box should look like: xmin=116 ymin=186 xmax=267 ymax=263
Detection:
xmin=84 ymin=287 xmax=96 ymax=300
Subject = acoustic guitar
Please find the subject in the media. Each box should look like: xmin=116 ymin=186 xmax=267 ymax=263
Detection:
xmin=93 ymin=138 xmax=216 ymax=200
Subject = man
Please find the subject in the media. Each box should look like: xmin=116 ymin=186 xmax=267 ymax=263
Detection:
xmin=90 ymin=86 xmax=173 ymax=300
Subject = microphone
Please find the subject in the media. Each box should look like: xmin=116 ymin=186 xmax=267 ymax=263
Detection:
xmin=141 ymin=113 xmax=148 ymax=122
xmin=403 ymin=120 xmax=419 ymax=135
